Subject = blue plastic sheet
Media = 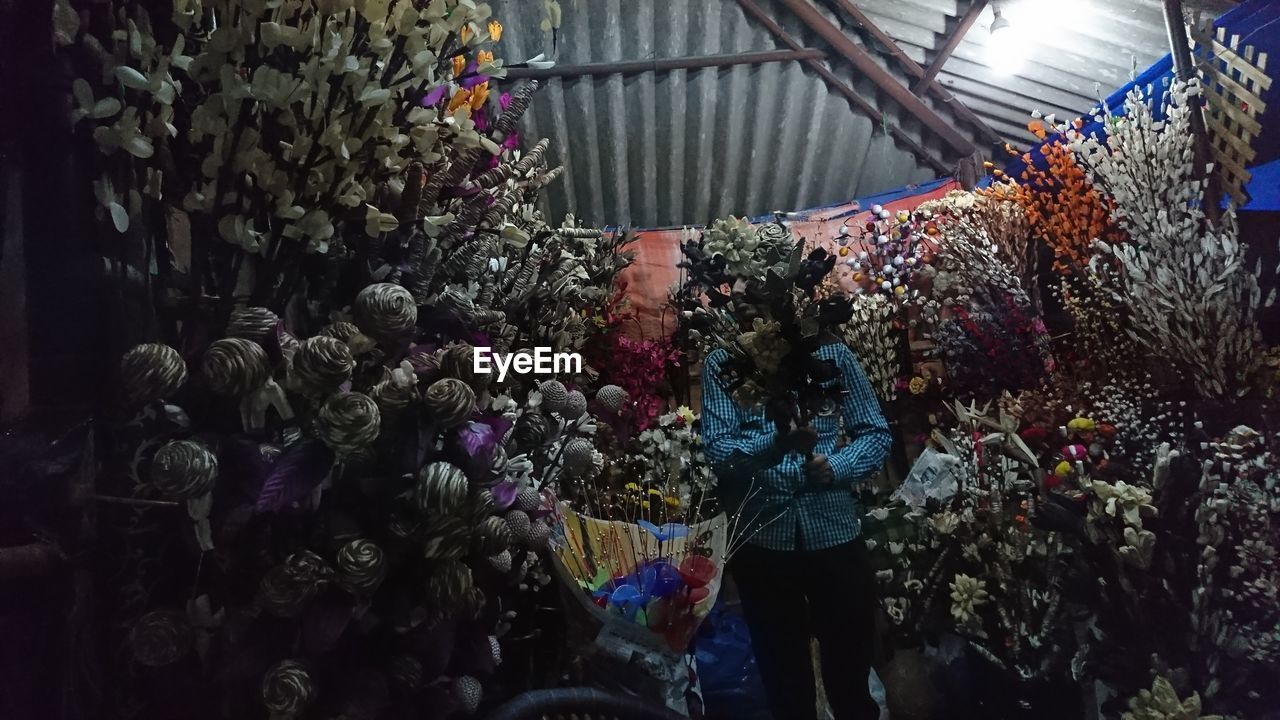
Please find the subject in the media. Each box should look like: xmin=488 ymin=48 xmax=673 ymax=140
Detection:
xmin=694 ymin=602 xmax=773 ymax=720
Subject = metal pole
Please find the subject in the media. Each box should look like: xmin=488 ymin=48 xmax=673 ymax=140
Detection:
xmin=1161 ymin=0 xmax=1222 ymax=224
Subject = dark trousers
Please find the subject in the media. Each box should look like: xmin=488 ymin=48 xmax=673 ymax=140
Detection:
xmin=730 ymin=539 xmax=879 ymax=720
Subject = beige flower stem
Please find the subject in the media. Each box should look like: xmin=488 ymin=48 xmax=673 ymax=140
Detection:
xmin=92 ymin=494 xmax=181 ymax=508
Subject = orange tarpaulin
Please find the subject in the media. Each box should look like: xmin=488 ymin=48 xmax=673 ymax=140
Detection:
xmin=617 ymin=178 xmax=961 ymax=339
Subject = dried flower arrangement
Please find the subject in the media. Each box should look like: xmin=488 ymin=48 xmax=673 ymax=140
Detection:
xmin=1065 ymin=80 xmax=1264 ymax=405
xmin=65 ymin=1 xmax=649 ymax=718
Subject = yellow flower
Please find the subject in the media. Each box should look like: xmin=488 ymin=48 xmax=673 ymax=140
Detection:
xmin=447 ymin=88 xmax=472 ymax=114
xmin=477 ymin=50 xmax=495 ymax=66
xmin=1067 ymin=417 xmax=1096 ymax=433
xmin=909 ymin=376 xmax=928 ymax=395
xmin=469 ymin=81 xmax=490 ymax=112
xmin=642 ymin=500 xmax=651 ymax=510
xmin=452 ymin=54 xmax=466 ymax=78
xmin=624 ymin=482 xmax=640 ymax=492
xmin=488 ymin=20 xmax=503 ymax=42
xmin=646 ymin=488 xmax=663 ymax=498
xmin=665 ymin=496 xmax=681 ymax=508
xmin=460 ymin=23 xmax=473 ymax=43
xmin=1055 ymin=460 xmax=1073 ymax=478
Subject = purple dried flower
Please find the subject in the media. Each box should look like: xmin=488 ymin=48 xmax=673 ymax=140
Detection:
xmin=422 ymin=85 xmax=449 ymax=107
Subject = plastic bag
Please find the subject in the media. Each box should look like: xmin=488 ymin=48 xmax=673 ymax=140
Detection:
xmin=892 ymin=448 xmax=960 ymax=508
xmin=694 ymin=603 xmax=772 ymax=720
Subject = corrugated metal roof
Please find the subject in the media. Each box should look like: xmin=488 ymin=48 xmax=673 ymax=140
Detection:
xmin=486 ymin=0 xmax=1235 ymax=228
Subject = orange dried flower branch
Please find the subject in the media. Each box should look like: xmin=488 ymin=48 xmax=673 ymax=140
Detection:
xmin=980 ymin=121 xmax=1127 ymax=274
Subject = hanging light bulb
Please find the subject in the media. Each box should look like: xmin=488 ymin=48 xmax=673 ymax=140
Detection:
xmin=986 ymin=2 xmax=1025 ymax=77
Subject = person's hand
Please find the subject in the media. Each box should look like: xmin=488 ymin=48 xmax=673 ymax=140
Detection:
xmin=779 ymin=426 xmax=818 ymax=454
xmin=806 ymin=453 xmax=835 ymax=485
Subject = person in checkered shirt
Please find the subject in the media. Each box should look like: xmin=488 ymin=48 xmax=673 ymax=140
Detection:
xmin=702 ymin=335 xmax=891 ymax=720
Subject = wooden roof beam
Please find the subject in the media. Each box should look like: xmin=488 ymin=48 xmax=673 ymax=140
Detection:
xmin=776 ymin=0 xmax=976 ymax=156
xmin=735 ymin=0 xmax=951 ymax=174
xmin=913 ymin=0 xmax=990 ymax=95
xmin=822 ymin=0 xmax=1002 ymax=147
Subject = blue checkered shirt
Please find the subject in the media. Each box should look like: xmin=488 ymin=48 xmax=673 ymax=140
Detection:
xmin=701 ymin=343 xmax=892 ymax=551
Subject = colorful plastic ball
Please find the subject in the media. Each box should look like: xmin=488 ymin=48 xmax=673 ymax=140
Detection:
xmin=894 ymin=286 xmax=906 ymax=296
xmin=845 ymin=258 xmax=858 ymax=267
xmin=893 ymin=256 xmax=904 ymax=266
xmin=871 ymin=204 xmax=883 ymax=215
xmin=858 ymin=251 xmax=868 ymax=260
xmin=877 ymin=209 xmax=891 ymax=220
xmin=838 ymin=236 xmax=849 ymax=246
xmin=876 ymin=235 xmax=889 ymax=244
xmin=881 ymin=281 xmax=892 ymax=291
xmin=853 ymin=272 xmax=865 ymax=282
xmin=896 ymin=210 xmax=910 ymax=222
xmin=839 ymin=247 xmax=849 ymax=257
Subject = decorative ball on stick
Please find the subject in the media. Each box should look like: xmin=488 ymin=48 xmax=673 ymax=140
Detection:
xmin=316 ymin=392 xmax=381 ymax=456
xmin=203 ymin=338 xmax=270 ymax=397
xmin=120 ymin=343 xmax=187 ymax=407
xmin=290 ymin=336 xmax=355 ymax=397
xmin=475 ymin=515 xmax=511 ymax=557
xmin=129 ymin=609 xmax=192 ymax=667
xmin=261 ymin=660 xmax=316 ymax=720
xmin=151 ymin=440 xmax=218 ymax=499
xmin=413 ymin=462 xmax=470 ymax=516
xmin=353 ymin=283 xmax=417 ymax=342
xmin=422 ymin=378 xmax=476 ymax=428
xmin=439 ymin=342 xmax=488 ymax=395
xmin=226 ymin=306 xmax=281 ymax=343
xmin=538 ymin=380 xmax=568 ymax=413
xmin=319 ymin=321 xmax=362 ymax=344
xmin=336 ymin=538 xmax=387 ymax=595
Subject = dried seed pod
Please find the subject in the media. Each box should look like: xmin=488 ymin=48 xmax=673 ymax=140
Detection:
xmin=316 ymin=392 xmax=381 ymax=456
xmin=562 ymin=438 xmax=596 ymax=477
xmin=151 ymin=440 xmax=218 ymax=499
xmin=488 ymin=550 xmax=513 ymax=573
xmin=595 ymin=384 xmax=627 ymax=414
xmin=453 ymin=675 xmax=482 ymax=715
xmin=528 ymin=520 xmax=551 ymax=550
xmin=515 ymin=487 xmax=541 ymax=513
xmin=422 ymin=378 xmax=476 ymax=428
xmin=492 ymin=81 xmax=538 ymax=139
xmin=504 ymin=510 xmax=532 ymax=545
xmin=290 ymin=336 xmax=355 ymax=397
xmin=561 ymin=390 xmax=587 ymax=419
xmin=120 ymin=343 xmax=187 ymax=407
xmin=538 ymin=380 xmax=568 ymax=413
xmin=261 ymin=660 xmax=315 ymax=719
xmin=354 ymin=283 xmax=418 ymax=341
xmin=336 ymin=538 xmax=387 ymax=594
xmin=129 ymin=610 xmax=192 ymax=667
xmin=203 ymin=338 xmax=270 ymax=397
